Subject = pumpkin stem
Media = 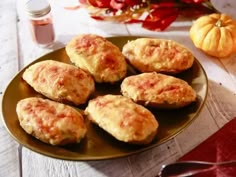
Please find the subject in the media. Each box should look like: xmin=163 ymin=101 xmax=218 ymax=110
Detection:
xmin=215 ymin=20 xmax=222 ymax=27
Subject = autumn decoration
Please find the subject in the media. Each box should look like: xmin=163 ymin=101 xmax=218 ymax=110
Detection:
xmin=190 ymin=13 xmax=236 ymax=58
xmin=78 ymin=0 xmax=217 ymax=31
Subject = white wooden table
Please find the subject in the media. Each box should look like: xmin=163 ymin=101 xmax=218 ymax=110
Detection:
xmin=1 ymin=0 xmax=236 ymax=177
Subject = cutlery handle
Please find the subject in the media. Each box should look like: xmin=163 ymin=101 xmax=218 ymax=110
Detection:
xmin=159 ymin=160 xmax=236 ymax=177
xmin=216 ymin=160 xmax=236 ymax=167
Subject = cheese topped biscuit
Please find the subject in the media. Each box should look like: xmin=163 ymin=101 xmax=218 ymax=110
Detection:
xmin=66 ymin=34 xmax=127 ymax=83
xmin=22 ymin=60 xmax=95 ymax=106
xmin=16 ymin=97 xmax=87 ymax=145
xmin=85 ymin=95 xmax=158 ymax=144
xmin=121 ymin=72 xmax=197 ymax=109
xmin=122 ymin=38 xmax=194 ymax=74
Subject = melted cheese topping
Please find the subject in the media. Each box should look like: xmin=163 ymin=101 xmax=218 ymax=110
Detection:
xmin=121 ymin=72 xmax=197 ymax=108
xmin=22 ymin=60 xmax=95 ymax=105
xmin=85 ymin=95 xmax=158 ymax=144
xmin=16 ymin=97 xmax=87 ymax=145
xmin=122 ymin=38 xmax=194 ymax=73
xmin=66 ymin=34 xmax=127 ymax=83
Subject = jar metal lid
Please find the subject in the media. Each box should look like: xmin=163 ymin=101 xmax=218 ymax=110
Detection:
xmin=25 ymin=0 xmax=51 ymax=18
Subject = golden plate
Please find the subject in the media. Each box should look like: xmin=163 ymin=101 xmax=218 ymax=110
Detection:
xmin=1 ymin=36 xmax=208 ymax=161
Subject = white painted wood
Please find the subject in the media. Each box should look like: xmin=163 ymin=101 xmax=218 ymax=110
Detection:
xmin=0 ymin=1 xmax=21 ymax=177
xmin=211 ymin=0 xmax=236 ymax=18
xmin=22 ymin=139 xmax=181 ymax=177
xmin=1 ymin=0 xmax=236 ymax=177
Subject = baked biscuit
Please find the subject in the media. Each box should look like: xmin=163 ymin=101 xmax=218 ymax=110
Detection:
xmin=16 ymin=97 xmax=87 ymax=145
xmin=66 ymin=34 xmax=127 ymax=83
xmin=122 ymin=38 xmax=194 ymax=74
xmin=121 ymin=72 xmax=196 ymax=109
xmin=85 ymin=94 xmax=158 ymax=145
xmin=22 ymin=60 xmax=95 ymax=106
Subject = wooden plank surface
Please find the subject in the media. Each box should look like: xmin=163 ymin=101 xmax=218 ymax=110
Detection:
xmin=0 ymin=1 xmax=21 ymax=177
xmin=1 ymin=0 xmax=236 ymax=177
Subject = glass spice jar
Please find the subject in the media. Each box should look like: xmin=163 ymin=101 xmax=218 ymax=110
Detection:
xmin=25 ymin=0 xmax=55 ymax=48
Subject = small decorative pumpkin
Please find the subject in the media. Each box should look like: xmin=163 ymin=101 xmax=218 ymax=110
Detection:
xmin=190 ymin=13 xmax=236 ymax=58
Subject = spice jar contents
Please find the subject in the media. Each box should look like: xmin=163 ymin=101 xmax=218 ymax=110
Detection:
xmin=29 ymin=16 xmax=55 ymax=47
xmin=25 ymin=0 xmax=55 ymax=48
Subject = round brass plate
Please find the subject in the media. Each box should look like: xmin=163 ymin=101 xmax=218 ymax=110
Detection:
xmin=1 ymin=36 xmax=208 ymax=161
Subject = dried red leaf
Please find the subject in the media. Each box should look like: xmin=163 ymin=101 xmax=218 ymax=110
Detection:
xmin=110 ymin=0 xmax=126 ymax=9
xmin=125 ymin=19 xmax=143 ymax=23
xmin=91 ymin=15 xmax=106 ymax=20
xmin=181 ymin=0 xmax=205 ymax=3
xmin=179 ymin=4 xmax=215 ymax=17
xmin=150 ymin=1 xmax=176 ymax=9
xmin=88 ymin=0 xmax=111 ymax=8
xmin=84 ymin=0 xmax=216 ymax=31
xmin=79 ymin=0 xmax=88 ymax=4
xmin=142 ymin=7 xmax=179 ymax=31
xmin=125 ymin=0 xmax=145 ymax=6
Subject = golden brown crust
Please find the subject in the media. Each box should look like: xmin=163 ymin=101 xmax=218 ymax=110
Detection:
xmin=122 ymin=38 xmax=194 ymax=74
xmin=66 ymin=34 xmax=127 ymax=83
xmin=22 ymin=60 xmax=95 ymax=106
xmin=121 ymin=72 xmax=197 ymax=109
xmin=85 ymin=94 xmax=158 ymax=145
xmin=16 ymin=97 xmax=87 ymax=145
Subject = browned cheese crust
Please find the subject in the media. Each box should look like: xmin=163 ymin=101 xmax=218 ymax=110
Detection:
xmin=121 ymin=72 xmax=197 ymax=109
xmin=122 ymin=38 xmax=194 ymax=74
xmin=66 ymin=34 xmax=127 ymax=83
xmin=16 ymin=97 xmax=87 ymax=145
xmin=22 ymin=60 xmax=95 ymax=105
xmin=85 ymin=94 xmax=158 ymax=144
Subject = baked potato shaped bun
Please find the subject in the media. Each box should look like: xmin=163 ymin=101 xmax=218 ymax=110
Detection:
xmin=66 ymin=34 xmax=127 ymax=83
xmin=85 ymin=94 xmax=158 ymax=145
xmin=16 ymin=97 xmax=87 ymax=146
xmin=121 ymin=72 xmax=197 ymax=109
xmin=122 ymin=38 xmax=194 ymax=74
xmin=22 ymin=60 xmax=95 ymax=106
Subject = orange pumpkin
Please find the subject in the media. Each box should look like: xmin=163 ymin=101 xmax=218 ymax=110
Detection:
xmin=190 ymin=13 xmax=236 ymax=58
